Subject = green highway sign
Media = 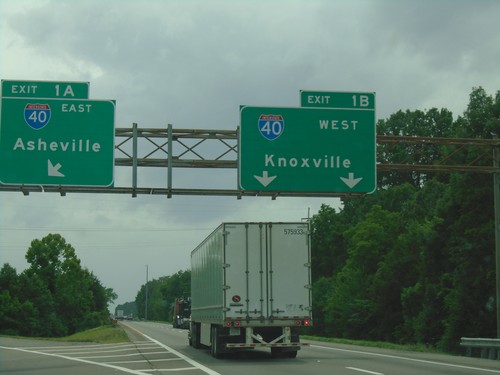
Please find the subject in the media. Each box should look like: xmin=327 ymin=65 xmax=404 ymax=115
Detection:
xmin=239 ymin=106 xmax=376 ymax=193
xmin=300 ymin=90 xmax=375 ymax=110
xmin=1 ymin=80 xmax=90 ymax=99
xmin=0 ymin=97 xmax=115 ymax=186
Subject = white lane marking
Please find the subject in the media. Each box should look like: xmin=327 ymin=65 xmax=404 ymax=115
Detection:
xmin=108 ymin=358 xmax=183 ymax=364
xmin=311 ymin=344 xmax=500 ymax=374
xmin=55 ymin=346 xmax=156 ymax=355
xmin=0 ymin=330 xmax=215 ymax=375
xmin=137 ymin=368 xmax=199 ymax=372
xmin=79 ymin=351 xmax=168 ymax=359
xmin=0 ymin=345 xmax=156 ymax=375
xmin=124 ymin=323 xmax=222 ymax=375
xmin=346 ymin=367 xmax=384 ymax=375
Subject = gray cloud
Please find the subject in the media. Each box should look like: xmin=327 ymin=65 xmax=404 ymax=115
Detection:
xmin=1 ymin=0 xmax=499 ymax=307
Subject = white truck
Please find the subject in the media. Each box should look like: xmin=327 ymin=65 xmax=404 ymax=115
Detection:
xmin=189 ymin=222 xmax=312 ymax=358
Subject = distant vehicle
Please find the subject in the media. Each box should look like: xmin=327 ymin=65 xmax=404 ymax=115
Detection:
xmin=116 ymin=309 xmax=125 ymax=320
xmin=189 ymin=222 xmax=312 ymax=358
xmin=172 ymin=297 xmax=191 ymax=329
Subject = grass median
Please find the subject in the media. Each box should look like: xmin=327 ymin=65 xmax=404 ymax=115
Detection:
xmin=57 ymin=325 xmax=130 ymax=344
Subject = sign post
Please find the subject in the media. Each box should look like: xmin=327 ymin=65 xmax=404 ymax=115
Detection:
xmin=0 ymin=97 xmax=115 ymax=186
xmin=239 ymin=105 xmax=376 ymax=193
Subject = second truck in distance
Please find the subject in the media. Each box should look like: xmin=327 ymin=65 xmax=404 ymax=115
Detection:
xmin=172 ymin=297 xmax=191 ymax=329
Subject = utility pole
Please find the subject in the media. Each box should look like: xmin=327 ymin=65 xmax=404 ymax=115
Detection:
xmin=145 ymin=265 xmax=149 ymax=321
xmin=493 ymin=135 xmax=500 ymax=338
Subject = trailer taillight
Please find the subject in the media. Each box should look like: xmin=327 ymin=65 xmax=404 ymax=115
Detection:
xmin=295 ymin=319 xmax=311 ymax=326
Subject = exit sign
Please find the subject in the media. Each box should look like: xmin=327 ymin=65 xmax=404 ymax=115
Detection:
xmin=1 ymin=80 xmax=90 ymax=99
xmin=239 ymin=105 xmax=376 ymax=193
xmin=0 ymin=97 xmax=115 ymax=186
xmin=300 ymin=90 xmax=375 ymax=110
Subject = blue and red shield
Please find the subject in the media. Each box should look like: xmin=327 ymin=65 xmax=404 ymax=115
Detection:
xmin=258 ymin=114 xmax=284 ymax=140
xmin=24 ymin=103 xmax=51 ymax=130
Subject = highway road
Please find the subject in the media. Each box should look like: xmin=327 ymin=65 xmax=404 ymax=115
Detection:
xmin=1 ymin=321 xmax=500 ymax=375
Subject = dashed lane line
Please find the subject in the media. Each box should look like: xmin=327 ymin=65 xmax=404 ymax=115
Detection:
xmin=346 ymin=367 xmax=384 ymax=375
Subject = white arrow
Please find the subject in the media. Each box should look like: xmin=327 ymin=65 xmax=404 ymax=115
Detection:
xmin=254 ymin=171 xmax=277 ymax=187
xmin=340 ymin=172 xmax=362 ymax=188
xmin=48 ymin=160 xmax=65 ymax=177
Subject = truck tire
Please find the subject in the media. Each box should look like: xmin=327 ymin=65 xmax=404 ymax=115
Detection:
xmin=271 ymin=347 xmax=284 ymax=358
xmin=191 ymin=323 xmax=201 ymax=349
xmin=210 ymin=325 xmax=222 ymax=358
xmin=271 ymin=347 xmax=298 ymax=359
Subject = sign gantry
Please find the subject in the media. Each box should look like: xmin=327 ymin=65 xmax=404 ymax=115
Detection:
xmin=0 ymin=81 xmax=498 ymax=197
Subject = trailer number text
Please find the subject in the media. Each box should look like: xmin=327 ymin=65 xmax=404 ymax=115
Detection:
xmin=284 ymin=229 xmax=306 ymax=235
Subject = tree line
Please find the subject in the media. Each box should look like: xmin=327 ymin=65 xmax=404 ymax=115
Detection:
xmin=310 ymin=87 xmax=500 ymax=351
xmin=0 ymin=234 xmax=116 ymax=337
xmin=132 ymin=270 xmax=190 ymax=321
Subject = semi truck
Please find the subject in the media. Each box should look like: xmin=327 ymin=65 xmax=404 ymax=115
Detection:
xmin=172 ymin=297 xmax=191 ymax=329
xmin=189 ymin=222 xmax=312 ymax=358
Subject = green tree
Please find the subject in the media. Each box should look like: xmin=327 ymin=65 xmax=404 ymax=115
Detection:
xmin=376 ymin=108 xmax=456 ymax=188
xmin=310 ymin=205 xmax=349 ymax=281
xmin=0 ymin=234 xmax=116 ymax=337
xmin=324 ymin=205 xmax=403 ymax=339
xmin=312 ymin=87 xmax=498 ymax=350
xmin=136 ymin=270 xmax=191 ymax=321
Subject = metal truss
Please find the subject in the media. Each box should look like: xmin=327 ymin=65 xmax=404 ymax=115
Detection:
xmin=0 ymin=125 xmax=498 ymax=197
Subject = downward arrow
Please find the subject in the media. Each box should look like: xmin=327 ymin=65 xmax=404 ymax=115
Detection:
xmin=254 ymin=171 xmax=277 ymax=187
xmin=340 ymin=172 xmax=362 ymax=188
xmin=48 ymin=160 xmax=65 ymax=177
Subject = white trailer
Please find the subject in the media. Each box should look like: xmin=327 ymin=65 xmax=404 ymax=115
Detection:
xmin=189 ymin=222 xmax=312 ymax=358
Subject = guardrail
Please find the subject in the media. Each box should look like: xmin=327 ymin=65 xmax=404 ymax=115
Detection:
xmin=460 ymin=337 xmax=500 ymax=360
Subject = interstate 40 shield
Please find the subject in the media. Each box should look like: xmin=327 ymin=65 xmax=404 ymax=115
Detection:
xmin=24 ymin=103 xmax=51 ymax=130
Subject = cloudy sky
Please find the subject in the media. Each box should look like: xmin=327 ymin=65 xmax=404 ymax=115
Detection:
xmin=1 ymin=0 xmax=499 ymax=310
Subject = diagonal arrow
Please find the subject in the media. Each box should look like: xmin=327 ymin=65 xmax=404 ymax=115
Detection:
xmin=340 ymin=172 xmax=362 ymax=188
xmin=48 ymin=160 xmax=65 ymax=177
xmin=254 ymin=171 xmax=277 ymax=187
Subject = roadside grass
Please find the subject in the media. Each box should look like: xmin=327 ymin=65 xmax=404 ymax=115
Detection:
xmin=0 ymin=325 xmax=131 ymax=344
xmin=57 ymin=325 xmax=130 ymax=344
xmin=301 ymin=335 xmax=444 ymax=354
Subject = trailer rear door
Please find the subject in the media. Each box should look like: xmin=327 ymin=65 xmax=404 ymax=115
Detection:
xmin=223 ymin=223 xmax=311 ymax=322
xmin=267 ymin=223 xmax=311 ymax=320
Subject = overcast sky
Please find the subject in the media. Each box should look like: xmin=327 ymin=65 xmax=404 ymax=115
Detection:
xmin=1 ymin=0 xmax=499 ymax=311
